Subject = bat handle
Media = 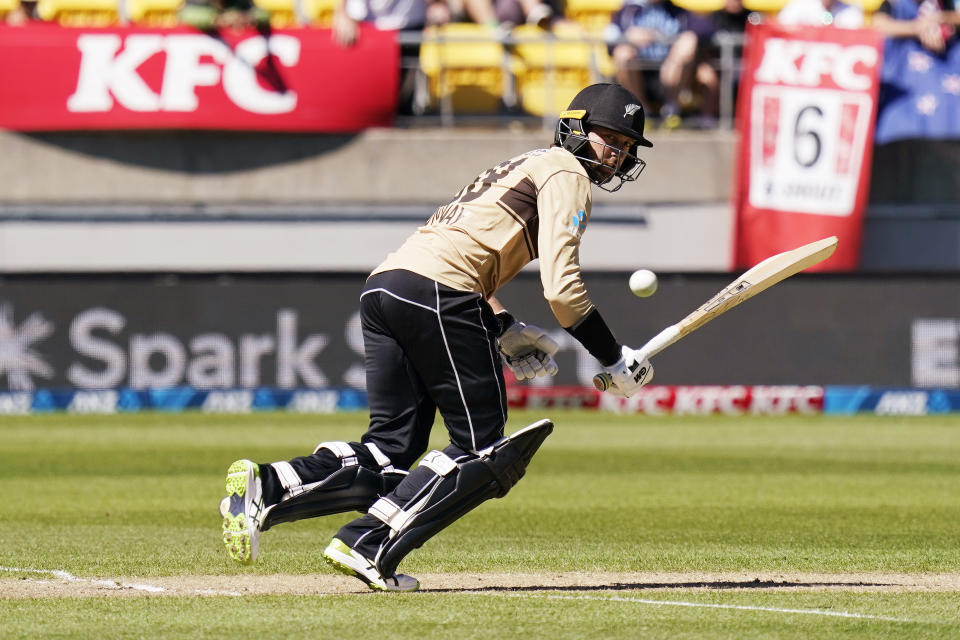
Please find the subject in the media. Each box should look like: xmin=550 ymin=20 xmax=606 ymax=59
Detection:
xmin=591 ymin=325 xmax=680 ymax=392
xmin=592 ymin=372 xmax=612 ymax=391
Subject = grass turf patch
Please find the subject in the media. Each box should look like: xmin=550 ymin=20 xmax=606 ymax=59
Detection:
xmin=3 ymin=410 xmax=959 ymax=638
xmin=4 ymin=411 xmax=959 ymax=575
xmin=2 ymin=591 xmax=958 ymax=640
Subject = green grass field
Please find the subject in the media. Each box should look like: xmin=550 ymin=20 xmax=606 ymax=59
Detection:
xmin=2 ymin=410 xmax=959 ymax=639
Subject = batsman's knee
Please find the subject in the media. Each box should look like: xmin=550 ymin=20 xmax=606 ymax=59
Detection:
xmin=369 ymin=419 xmax=554 ymax=576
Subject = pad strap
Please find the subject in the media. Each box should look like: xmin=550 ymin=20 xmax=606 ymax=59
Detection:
xmin=271 ymin=461 xmax=302 ymax=492
xmin=368 ymin=497 xmax=411 ymax=533
xmin=367 ymin=450 xmax=458 ymax=534
xmin=313 ymin=441 xmax=359 ymax=467
xmin=365 ymin=442 xmax=396 ymax=473
xmin=274 ymin=441 xmax=358 ymax=498
xmin=419 ymin=450 xmax=458 ymax=476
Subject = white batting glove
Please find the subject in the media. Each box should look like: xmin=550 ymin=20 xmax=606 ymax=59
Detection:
xmin=602 ymin=345 xmax=654 ymax=397
xmin=498 ymin=321 xmax=560 ymax=381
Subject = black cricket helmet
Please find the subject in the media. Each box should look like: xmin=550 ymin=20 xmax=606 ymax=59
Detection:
xmin=554 ymin=83 xmax=653 ymax=192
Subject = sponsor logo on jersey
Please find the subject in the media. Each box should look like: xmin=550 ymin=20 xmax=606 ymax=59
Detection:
xmin=568 ymin=209 xmax=586 ymax=237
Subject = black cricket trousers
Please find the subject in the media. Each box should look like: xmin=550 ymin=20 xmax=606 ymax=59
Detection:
xmin=359 ymin=269 xmax=508 ymax=468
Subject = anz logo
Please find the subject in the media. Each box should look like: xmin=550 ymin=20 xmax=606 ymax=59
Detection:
xmin=568 ymin=209 xmax=587 ymax=237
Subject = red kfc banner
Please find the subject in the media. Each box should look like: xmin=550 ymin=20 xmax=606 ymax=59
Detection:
xmin=0 ymin=23 xmax=398 ymax=131
xmin=503 ymin=383 xmax=824 ymax=415
xmin=733 ymin=23 xmax=883 ymax=271
xmin=600 ymin=385 xmax=825 ymax=415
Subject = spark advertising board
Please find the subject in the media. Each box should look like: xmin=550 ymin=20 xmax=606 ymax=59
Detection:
xmin=733 ymin=23 xmax=884 ymax=271
xmin=0 ymin=273 xmax=957 ymax=414
xmin=0 ymin=273 xmax=957 ymax=394
xmin=0 ymin=24 xmax=398 ymax=131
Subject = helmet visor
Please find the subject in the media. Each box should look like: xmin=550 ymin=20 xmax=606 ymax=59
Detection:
xmin=558 ymin=120 xmax=648 ymax=192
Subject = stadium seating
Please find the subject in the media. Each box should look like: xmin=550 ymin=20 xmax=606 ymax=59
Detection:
xmin=253 ymin=0 xmax=296 ymax=26
xmin=301 ymin=0 xmax=336 ymax=25
xmin=0 ymin=0 xmax=19 ymax=18
xmin=563 ymin=0 xmax=623 ymax=32
xmin=850 ymin=0 xmax=885 ymax=12
xmin=125 ymin=0 xmax=183 ymax=25
xmin=253 ymin=0 xmax=292 ymax=26
xmin=510 ymin=22 xmax=609 ymax=117
xmin=36 ymin=0 xmax=120 ymax=24
xmin=672 ymin=0 xmax=725 ymax=11
xmin=419 ymin=23 xmax=508 ymax=113
xmin=741 ymin=0 xmax=788 ymax=14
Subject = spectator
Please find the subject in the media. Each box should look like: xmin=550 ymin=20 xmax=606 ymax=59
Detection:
xmin=178 ymin=0 xmax=270 ymax=30
xmin=605 ymin=0 xmax=687 ymax=118
xmin=332 ymin=0 xmax=448 ymax=46
xmin=777 ymin=0 xmax=864 ymax=28
xmin=658 ymin=0 xmax=751 ymax=128
xmin=871 ymin=0 xmax=959 ymax=54
xmin=446 ymin=0 xmax=505 ymax=27
xmin=5 ymin=0 xmax=39 ymax=24
xmin=495 ymin=0 xmax=557 ymax=28
xmin=332 ymin=0 xmax=455 ymax=116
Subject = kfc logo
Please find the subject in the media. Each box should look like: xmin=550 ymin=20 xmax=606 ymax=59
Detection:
xmin=754 ymin=39 xmax=879 ymax=91
xmin=67 ymin=33 xmax=300 ymax=114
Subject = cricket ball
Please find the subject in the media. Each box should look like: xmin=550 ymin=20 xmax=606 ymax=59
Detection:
xmin=629 ymin=269 xmax=658 ymax=297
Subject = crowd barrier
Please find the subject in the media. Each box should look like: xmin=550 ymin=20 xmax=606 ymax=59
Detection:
xmin=3 ymin=384 xmax=959 ymax=415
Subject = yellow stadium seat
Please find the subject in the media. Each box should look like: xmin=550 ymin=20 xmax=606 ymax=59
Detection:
xmin=672 ymin=0 xmax=725 ymax=11
xmin=419 ymin=23 xmax=507 ymax=113
xmin=253 ymin=0 xmax=298 ymax=26
xmin=849 ymin=0 xmax=885 ymax=12
xmin=510 ymin=22 xmax=606 ymax=117
xmin=37 ymin=0 xmax=119 ymax=25
xmin=0 ymin=0 xmax=20 ymax=18
xmin=564 ymin=0 xmax=623 ymax=31
xmin=741 ymin=0 xmax=788 ymax=12
xmin=301 ymin=0 xmax=336 ymax=25
xmin=126 ymin=0 xmax=182 ymax=25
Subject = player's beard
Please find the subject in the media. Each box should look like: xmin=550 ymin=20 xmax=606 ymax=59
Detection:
xmin=583 ymin=143 xmax=623 ymax=185
xmin=587 ymin=158 xmax=620 ymax=184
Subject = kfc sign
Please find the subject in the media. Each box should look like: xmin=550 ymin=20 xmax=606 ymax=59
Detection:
xmin=599 ymin=385 xmax=825 ymax=415
xmin=0 ymin=24 xmax=398 ymax=131
xmin=69 ymin=33 xmax=299 ymax=114
xmin=755 ymin=39 xmax=879 ymax=91
xmin=734 ymin=23 xmax=883 ymax=271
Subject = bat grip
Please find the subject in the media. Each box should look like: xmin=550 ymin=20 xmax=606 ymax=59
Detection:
xmin=591 ymin=325 xmax=681 ymax=392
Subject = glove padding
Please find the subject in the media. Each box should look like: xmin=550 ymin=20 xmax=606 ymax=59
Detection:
xmin=603 ymin=345 xmax=654 ymax=397
xmin=499 ymin=322 xmax=560 ymax=380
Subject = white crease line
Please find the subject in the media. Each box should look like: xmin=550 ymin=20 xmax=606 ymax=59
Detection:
xmin=195 ymin=589 xmax=244 ymax=597
xmin=488 ymin=593 xmax=920 ymax=624
xmin=1 ymin=566 xmax=166 ymax=593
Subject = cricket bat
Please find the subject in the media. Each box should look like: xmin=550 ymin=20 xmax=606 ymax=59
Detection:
xmin=593 ymin=236 xmax=839 ymax=392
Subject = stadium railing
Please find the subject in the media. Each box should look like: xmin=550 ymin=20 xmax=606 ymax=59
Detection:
xmin=399 ymin=27 xmax=745 ymax=130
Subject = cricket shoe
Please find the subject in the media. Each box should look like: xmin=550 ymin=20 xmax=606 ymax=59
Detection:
xmin=323 ymin=537 xmax=420 ymax=592
xmin=220 ymin=459 xmax=265 ymax=565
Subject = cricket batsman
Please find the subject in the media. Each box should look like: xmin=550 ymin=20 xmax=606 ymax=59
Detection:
xmin=220 ymin=83 xmax=657 ymax=591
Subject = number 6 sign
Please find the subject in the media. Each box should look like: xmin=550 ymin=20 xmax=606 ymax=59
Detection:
xmin=734 ymin=23 xmax=884 ymax=271
xmin=750 ymin=86 xmax=873 ymax=216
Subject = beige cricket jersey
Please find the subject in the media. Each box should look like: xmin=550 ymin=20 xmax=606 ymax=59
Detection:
xmin=373 ymin=146 xmax=595 ymax=328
